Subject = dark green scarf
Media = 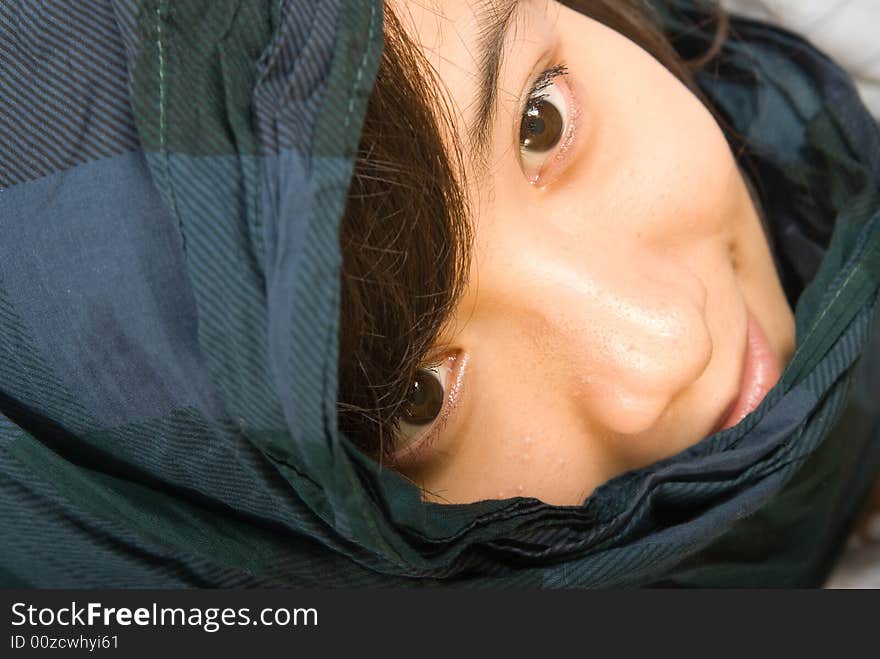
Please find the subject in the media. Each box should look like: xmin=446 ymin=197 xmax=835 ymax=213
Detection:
xmin=0 ymin=0 xmax=877 ymax=587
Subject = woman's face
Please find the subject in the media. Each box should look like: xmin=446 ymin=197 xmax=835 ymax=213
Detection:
xmin=389 ymin=0 xmax=797 ymax=505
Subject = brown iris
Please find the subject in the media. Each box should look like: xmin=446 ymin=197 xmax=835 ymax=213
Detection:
xmin=402 ymin=369 xmax=444 ymax=425
xmin=520 ymin=97 xmax=564 ymax=152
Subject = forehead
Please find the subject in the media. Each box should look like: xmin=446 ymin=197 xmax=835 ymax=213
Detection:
xmin=391 ymin=0 xmax=551 ymax=97
xmin=392 ymin=1 xmax=490 ymax=89
xmin=390 ymin=0 xmax=558 ymax=169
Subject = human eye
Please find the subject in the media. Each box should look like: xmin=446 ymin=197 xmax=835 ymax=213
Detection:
xmin=518 ymin=64 xmax=576 ymax=185
xmin=395 ymin=354 xmax=460 ymax=459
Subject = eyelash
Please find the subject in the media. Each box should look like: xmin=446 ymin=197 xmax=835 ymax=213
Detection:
xmin=394 ymin=354 xmax=465 ymax=463
xmin=405 ymin=400 xmax=453 ymax=457
xmin=527 ymin=63 xmax=568 ymax=101
xmin=520 ymin=62 xmax=577 ymax=185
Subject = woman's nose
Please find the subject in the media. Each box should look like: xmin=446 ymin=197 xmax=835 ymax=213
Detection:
xmin=577 ymin=269 xmax=713 ymax=435
xmin=518 ymin=243 xmax=715 ymax=437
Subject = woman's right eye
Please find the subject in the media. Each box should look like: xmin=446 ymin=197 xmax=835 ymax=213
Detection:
xmin=396 ymin=361 xmax=452 ymax=450
xmin=518 ymin=64 xmax=573 ymax=185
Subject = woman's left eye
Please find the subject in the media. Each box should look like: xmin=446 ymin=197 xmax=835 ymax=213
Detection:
xmin=395 ymin=358 xmax=454 ymax=453
xmin=519 ymin=65 xmax=572 ymax=184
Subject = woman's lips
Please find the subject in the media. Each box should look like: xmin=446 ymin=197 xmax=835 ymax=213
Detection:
xmin=714 ymin=310 xmax=781 ymax=433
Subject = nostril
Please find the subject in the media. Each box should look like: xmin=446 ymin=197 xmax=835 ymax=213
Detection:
xmin=697 ymin=276 xmax=709 ymax=315
xmin=585 ymin=302 xmax=714 ymax=437
xmin=684 ymin=312 xmax=714 ymax=381
xmin=599 ymin=387 xmax=676 ymax=436
xmin=667 ymin=303 xmax=715 ymax=388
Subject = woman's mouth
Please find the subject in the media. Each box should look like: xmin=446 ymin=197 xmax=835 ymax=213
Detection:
xmin=713 ymin=309 xmax=782 ymax=433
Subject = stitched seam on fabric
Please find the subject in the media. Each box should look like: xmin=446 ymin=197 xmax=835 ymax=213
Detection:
xmin=790 ymin=211 xmax=880 ymax=380
xmin=327 ymin=1 xmax=377 ymax=427
xmin=343 ymin=1 xmax=377 ymax=130
xmin=156 ymin=2 xmax=186 ymax=255
xmin=321 ymin=3 xmax=381 ymax=550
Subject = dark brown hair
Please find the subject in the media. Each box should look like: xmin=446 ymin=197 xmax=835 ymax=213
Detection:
xmin=336 ymin=0 xmax=728 ymax=465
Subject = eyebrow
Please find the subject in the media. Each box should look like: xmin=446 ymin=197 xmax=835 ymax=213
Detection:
xmin=469 ymin=0 xmax=527 ymax=167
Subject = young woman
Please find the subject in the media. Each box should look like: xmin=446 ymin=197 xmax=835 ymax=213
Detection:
xmin=332 ymin=0 xmax=880 ymax=584
xmin=337 ymin=0 xmax=797 ymax=505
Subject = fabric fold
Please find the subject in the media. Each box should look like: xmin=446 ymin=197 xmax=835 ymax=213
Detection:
xmin=0 ymin=0 xmax=878 ymax=586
